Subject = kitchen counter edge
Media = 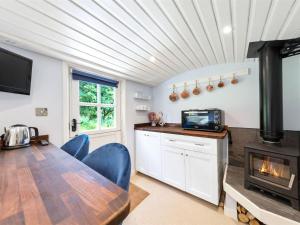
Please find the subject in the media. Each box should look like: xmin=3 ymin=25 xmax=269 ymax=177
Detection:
xmin=134 ymin=123 xmax=228 ymax=139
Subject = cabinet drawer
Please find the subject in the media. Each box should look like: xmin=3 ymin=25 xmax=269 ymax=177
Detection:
xmin=135 ymin=130 xmax=161 ymax=138
xmin=161 ymin=133 xmax=218 ymax=155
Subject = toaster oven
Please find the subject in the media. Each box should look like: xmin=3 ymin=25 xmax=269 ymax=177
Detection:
xmin=181 ymin=109 xmax=225 ymax=132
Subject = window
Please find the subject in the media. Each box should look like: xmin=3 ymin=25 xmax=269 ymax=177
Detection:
xmin=69 ymin=68 xmax=120 ymax=136
xmin=79 ymin=80 xmax=117 ymax=132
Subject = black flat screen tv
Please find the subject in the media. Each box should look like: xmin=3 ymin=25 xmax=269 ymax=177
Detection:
xmin=0 ymin=47 xmax=33 ymax=95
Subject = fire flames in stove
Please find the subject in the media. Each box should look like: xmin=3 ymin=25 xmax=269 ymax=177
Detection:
xmin=259 ymin=158 xmax=284 ymax=178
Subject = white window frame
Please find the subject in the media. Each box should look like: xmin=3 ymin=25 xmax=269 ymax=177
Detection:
xmin=69 ymin=69 xmax=121 ymax=137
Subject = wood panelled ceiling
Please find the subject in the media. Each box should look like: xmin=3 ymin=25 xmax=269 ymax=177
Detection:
xmin=0 ymin=0 xmax=299 ymax=85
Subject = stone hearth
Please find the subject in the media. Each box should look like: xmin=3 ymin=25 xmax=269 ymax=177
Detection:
xmin=224 ymin=165 xmax=300 ymax=225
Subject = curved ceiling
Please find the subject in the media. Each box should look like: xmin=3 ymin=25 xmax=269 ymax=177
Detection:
xmin=0 ymin=0 xmax=299 ymax=85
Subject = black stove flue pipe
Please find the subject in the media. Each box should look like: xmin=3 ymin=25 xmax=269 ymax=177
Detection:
xmin=259 ymin=45 xmax=283 ymax=143
xmin=247 ymin=38 xmax=300 ymax=143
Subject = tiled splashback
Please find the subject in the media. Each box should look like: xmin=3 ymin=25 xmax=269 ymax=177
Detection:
xmin=228 ymin=127 xmax=300 ymax=167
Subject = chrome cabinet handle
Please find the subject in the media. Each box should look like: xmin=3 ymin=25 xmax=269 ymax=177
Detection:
xmin=169 ymin=139 xmax=176 ymax=142
xmin=195 ymin=143 xmax=204 ymax=146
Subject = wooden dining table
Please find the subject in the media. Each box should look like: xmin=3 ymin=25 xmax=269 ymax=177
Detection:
xmin=0 ymin=144 xmax=130 ymax=225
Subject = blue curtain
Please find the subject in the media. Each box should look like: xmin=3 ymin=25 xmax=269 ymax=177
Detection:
xmin=72 ymin=69 xmax=119 ymax=88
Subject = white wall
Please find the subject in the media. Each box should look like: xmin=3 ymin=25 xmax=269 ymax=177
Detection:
xmin=123 ymin=80 xmax=153 ymax=171
xmin=1 ymin=42 xmax=298 ymax=163
xmin=0 ymin=43 xmax=64 ymax=146
xmin=152 ymin=58 xmax=300 ymax=130
xmin=153 ymin=62 xmax=260 ymax=128
xmin=283 ymin=55 xmax=300 ymax=131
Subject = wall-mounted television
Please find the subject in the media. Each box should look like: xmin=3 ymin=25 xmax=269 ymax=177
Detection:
xmin=0 ymin=47 xmax=33 ymax=95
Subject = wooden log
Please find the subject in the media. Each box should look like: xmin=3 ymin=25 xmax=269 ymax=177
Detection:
xmin=246 ymin=211 xmax=255 ymax=220
xmin=238 ymin=213 xmax=249 ymax=223
xmin=249 ymin=219 xmax=260 ymax=225
xmin=241 ymin=206 xmax=247 ymax=214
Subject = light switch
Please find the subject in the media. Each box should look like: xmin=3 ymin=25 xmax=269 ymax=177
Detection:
xmin=35 ymin=108 xmax=48 ymax=117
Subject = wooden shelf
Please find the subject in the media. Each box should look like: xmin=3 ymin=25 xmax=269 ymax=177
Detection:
xmin=136 ymin=105 xmax=151 ymax=111
xmin=134 ymin=92 xmax=152 ymax=101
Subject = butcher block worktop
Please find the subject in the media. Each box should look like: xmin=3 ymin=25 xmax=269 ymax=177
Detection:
xmin=0 ymin=144 xmax=130 ymax=225
xmin=135 ymin=123 xmax=228 ymax=139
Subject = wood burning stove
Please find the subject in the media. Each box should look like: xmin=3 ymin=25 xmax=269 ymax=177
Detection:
xmin=245 ymin=143 xmax=300 ymax=209
xmin=245 ymin=38 xmax=300 ymax=210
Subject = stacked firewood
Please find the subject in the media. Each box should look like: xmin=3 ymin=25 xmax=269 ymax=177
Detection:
xmin=237 ymin=203 xmax=264 ymax=225
xmin=218 ymin=192 xmax=263 ymax=225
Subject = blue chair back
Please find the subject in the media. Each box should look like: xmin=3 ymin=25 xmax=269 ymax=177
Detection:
xmin=61 ymin=134 xmax=89 ymax=161
xmin=82 ymin=143 xmax=131 ymax=191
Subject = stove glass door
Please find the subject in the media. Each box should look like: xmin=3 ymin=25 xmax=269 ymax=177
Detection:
xmin=250 ymin=153 xmax=292 ymax=188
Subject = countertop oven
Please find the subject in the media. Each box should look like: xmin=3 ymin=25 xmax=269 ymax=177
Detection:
xmin=181 ymin=109 xmax=224 ymax=132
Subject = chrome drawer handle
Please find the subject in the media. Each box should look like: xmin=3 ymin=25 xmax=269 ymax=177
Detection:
xmin=168 ymin=139 xmax=176 ymax=142
xmin=195 ymin=143 xmax=205 ymax=146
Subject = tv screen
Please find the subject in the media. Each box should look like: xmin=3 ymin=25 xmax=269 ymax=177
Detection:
xmin=0 ymin=47 xmax=33 ymax=95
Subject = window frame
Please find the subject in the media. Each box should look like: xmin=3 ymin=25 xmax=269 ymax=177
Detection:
xmin=70 ymin=74 xmax=121 ymax=137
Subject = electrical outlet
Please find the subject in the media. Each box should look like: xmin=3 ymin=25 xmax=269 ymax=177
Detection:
xmin=35 ymin=108 xmax=48 ymax=117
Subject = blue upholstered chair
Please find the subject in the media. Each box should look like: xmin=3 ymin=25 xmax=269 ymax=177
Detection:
xmin=61 ymin=134 xmax=89 ymax=161
xmin=82 ymin=143 xmax=131 ymax=191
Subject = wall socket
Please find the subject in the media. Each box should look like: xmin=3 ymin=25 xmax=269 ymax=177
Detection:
xmin=35 ymin=108 xmax=48 ymax=117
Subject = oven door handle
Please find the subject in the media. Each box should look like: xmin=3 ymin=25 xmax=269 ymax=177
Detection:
xmin=288 ymin=174 xmax=295 ymax=189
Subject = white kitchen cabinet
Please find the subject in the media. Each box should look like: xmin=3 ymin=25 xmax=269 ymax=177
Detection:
xmin=185 ymin=150 xmax=219 ymax=205
xmin=135 ymin=131 xmax=147 ymax=174
xmin=162 ymin=146 xmax=185 ymax=190
xmin=135 ymin=130 xmax=227 ymax=205
xmin=135 ymin=130 xmax=162 ymax=179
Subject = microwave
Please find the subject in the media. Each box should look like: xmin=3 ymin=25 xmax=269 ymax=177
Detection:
xmin=181 ymin=109 xmax=225 ymax=132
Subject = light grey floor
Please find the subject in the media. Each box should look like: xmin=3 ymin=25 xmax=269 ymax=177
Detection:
xmin=124 ymin=173 xmax=239 ymax=225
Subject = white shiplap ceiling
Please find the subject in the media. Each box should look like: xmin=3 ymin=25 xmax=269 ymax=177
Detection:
xmin=0 ymin=0 xmax=299 ymax=85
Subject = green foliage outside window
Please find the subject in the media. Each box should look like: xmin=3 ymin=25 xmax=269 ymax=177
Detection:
xmin=79 ymin=81 xmax=116 ymax=131
xmin=80 ymin=106 xmax=97 ymax=131
xmin=101 ymin=107 xmax=114 ymax=128
xmin=79 ymin=81 xmax=97 ymax=103
xmin=101 ymin=86 xmax=114 ymax=104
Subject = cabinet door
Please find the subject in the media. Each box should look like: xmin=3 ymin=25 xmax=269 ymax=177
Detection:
xmin=135 ymin=131 xmax=161 ymax=179
xmin=185 ymin=150 xmax=218 ymax=204
xmin=162 ymin=146 xmax=185 ymax=191
xmin=146 ymin=133 xmax=162 ymax=179
xmin=135 ymin=131 xmax=148 ymax=174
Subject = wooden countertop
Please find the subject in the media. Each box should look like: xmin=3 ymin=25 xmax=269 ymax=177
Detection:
xmin=135 ymin=124 xmax=228 ymax=139
xmin=0 ymin=144 xmax=130 ymax=225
